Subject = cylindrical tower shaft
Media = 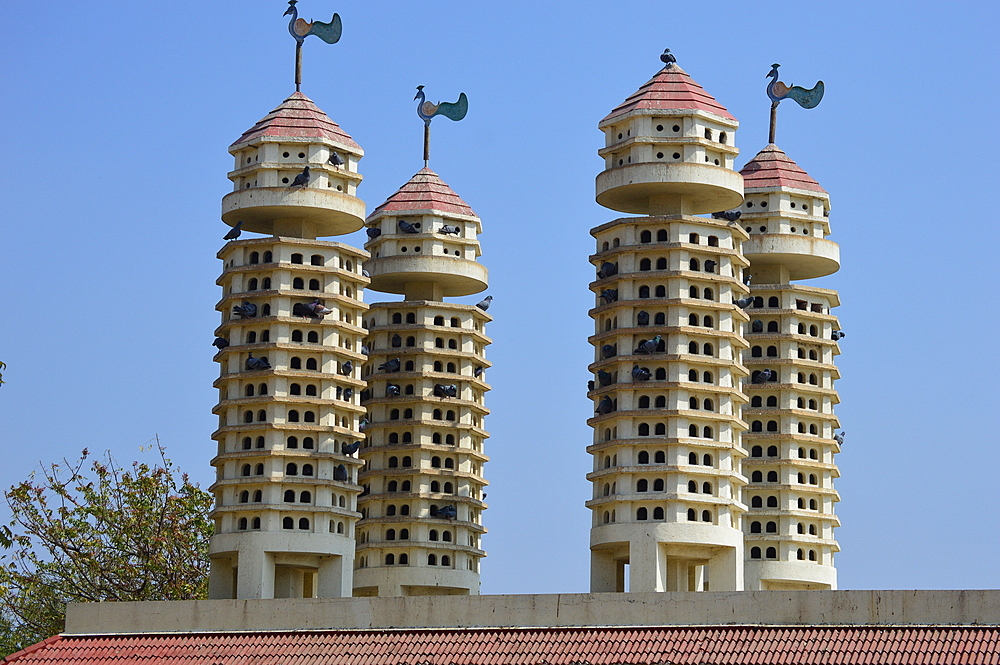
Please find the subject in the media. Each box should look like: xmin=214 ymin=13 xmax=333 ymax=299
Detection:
xmin=208 ymin=92 xmax=368 ymax=600
xmin=355 ymin=168 xmax=490 ymax=596
xmin=587 ymin=57 xmax=749 ymax=593
xmin=738 ymin=144 xmax=842 ymax=590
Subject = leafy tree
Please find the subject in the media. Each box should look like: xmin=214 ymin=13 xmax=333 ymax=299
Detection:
xmin=0 ymin=444 xmax=213 ymax=655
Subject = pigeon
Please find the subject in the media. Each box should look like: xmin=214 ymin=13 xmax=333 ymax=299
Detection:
xmin=434 ymin=384 xmax=458 ymax=398
xmin=292 ymin=302 xmax=316 ymax=318
xmin=340 ymin=360 xmax=353 ymax=376
xmin=329 ymin=152 xmax=344 ymax=168
xmin=600 ymin=289 xmax=618 ymax=303
xmin=391 ymin=334 xmax=402 ymax=348
xmin=832 ymin=330 xmax=846 ymax=341
xmin=597 ymin=262 xmax=618 ymax=279
xmin=734 ymin=297 xmax=754 ymax=309
xmin=635 ymin=335 xmax=662 ymax=354
xmin=436 ymin=505 xmax=457 ymax=520
xmin=743 ymin=274 xmax=752 ymax=286
xmin=290 ymin=166 xmax=311 ymax=188
xmin=342 ymin=441 xmax=361 ymax=456
xmin=334 ymin=464 xmax=348 ymax=482
xmin=751 ymin=320 xmax=763 ymax=333
xmin=833 ymin=431 xmax=845 ymax=445
xmin=587 ymin=380 xmax=595 ymax=391
xmin=398 ymin=220 xmax=419 ymax=234
xmin=637 ymin=311 xmax=649 ymax=326
xmin=476 ymin=295 xmax=493 ymax=311
xmin=660 ymin=48 xmax=676 ymax=66
xmin=704 ymin=260 xmax=716 ymax=273
xmin=439 ymin=224 xmax=461 ymax=235
xmin=386 ymin=384 xmax=401 ymax=397
xmin=711 ymin=210 xmax=742 ymax=223
xmin=361 ymin=345 xmax=370 ymax=356
xmin=366 ymin=227 xmax=382 ymax=239
xmin=223 ymin=220 xmax=243 ymax=240
xmin=308 ymin=300 xmax=333 ymax=317
xmin=597 ymin=370 xmax=614 ymax=387
xmin=362 ymin=269 xmax=370 ymax=278
xmin=233 ymin=302 xmax=257 ymax=318
xmin=752 ymin=368 xmax=773 ymax=384
xmin=245 ymin=353 xmax=271 ymax=371
xmin=343 ymin=387 xmax=353 ymax=400
xmin=360 ymin=389 xmax=372 ymax=401
xmin=632 ymin=364 xmax=651 ymax=381
xmin=474 ymin=366 xmax=484 ymax=378
xmin=595 ymin=396 xmax=615 ymax=415
xmin=601 ymin=344 xmax=617 ymax=359
xmin=379 ymin=358 xmax=401 ymax=373
xmin=212 ymin=337 xmax=229 ymax=350
xmin=358 ymin=417 xmax=369 ymax=431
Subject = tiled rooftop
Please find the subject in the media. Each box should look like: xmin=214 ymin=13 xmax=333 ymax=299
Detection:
xmin=369 ymin=167 xmax=476 ymax=219
xmin=7 ymin=626 xmax=1000 ymax=665
xmin=231 ymin=91 xmax=361 ymax=151
xmin=603 ymin=64 xmax=736 ymax=123
xmin=741 ymin=144 xmax=826 ymax=194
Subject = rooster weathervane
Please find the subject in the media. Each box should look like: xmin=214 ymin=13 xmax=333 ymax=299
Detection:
xmin=765 ymin=64 xmax=824 ymax=144
xmin=284 ymin=0 xmax=342 ymax=92
xmin=414 ymin=86 xmax=469 ymax=167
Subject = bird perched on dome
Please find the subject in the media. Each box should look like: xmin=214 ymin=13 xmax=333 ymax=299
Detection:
xmin=476 ymin=296 xmax=493 ymax=311
xmin=660 ymin=49 xmax=676 ymax=67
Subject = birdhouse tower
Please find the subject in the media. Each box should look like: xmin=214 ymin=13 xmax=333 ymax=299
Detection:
xmin=353 ymin=168 xmax=490 ymax=597
xmin=737 ymin=144 xmax=841 ymax=590
xmin=587 ymin=53 xmax=750 ymax=593
xmin=208 ymin=92 xmax=369 ymax=600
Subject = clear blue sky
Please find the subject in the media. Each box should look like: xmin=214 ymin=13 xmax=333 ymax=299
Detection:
xmin=1 ymin=0 xmax=998 ymax=593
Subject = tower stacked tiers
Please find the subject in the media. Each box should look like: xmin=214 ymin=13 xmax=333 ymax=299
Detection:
xmin=587 ymin=62 xmax=751 ymax=593
xmin=355 ymin=168 xmax=490 ymax=597
xmin=738 ymin=145 xmax=841 ymax=590
xmin=208 ymin=92 xmax=369 ymax=599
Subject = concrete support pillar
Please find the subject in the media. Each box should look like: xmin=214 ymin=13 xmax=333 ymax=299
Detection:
xmin=317 ymin=555 xmax=351 ymax=598
xmin=590 ymin=550 xmax=619 ymax=592
xmin=628 ymin=539 xmax=665 ymax=593
xmin=707 ymin=546 xmax=740 ymax=591
xmin=666 ymin=558 xmax=690 ymax=592
xmin=237 ymin=547 xmax=274 ymax=599
xmin=208 ymin=557 xmax=235 ymax=600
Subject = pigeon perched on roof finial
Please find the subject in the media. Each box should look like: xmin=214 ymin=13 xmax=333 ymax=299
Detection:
xmin=660 ymin=49 xmax=676 ymax=67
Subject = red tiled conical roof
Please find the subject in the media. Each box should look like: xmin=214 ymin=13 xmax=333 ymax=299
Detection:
xmin=231 ymin=92 xmax=361 ymax=151
xmin=369 ymin=168 xmax=476 ymax=219
xmin=603 ymin=65 xmax=736 ymax=123
xmin=740 ymin=144 xmax=826 ymax=193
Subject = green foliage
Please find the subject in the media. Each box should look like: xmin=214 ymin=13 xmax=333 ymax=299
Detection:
xmin=0 ymin=444 xmax=213 ymax=655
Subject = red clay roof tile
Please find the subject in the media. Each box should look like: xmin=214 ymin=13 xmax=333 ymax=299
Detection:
xmin=603 ymin=64 xmax=736 ymax=123
xmin=740 ymin=144 xmax=826 ymax=194
xmin=231 ymin=91 xmax=361 ymax=151
xmin=369 ymin=167 xmax=476 ymax=219
xmin=7 ymin=627 xmax=1000 ymax=665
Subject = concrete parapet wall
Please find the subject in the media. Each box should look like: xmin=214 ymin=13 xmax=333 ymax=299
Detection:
xmin=65 ymin=590 xmax=1000 ymax=634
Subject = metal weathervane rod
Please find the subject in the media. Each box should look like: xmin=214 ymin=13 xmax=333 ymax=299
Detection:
xmin=283 ymin=0 xmax=342 ymax=92
xmin=765 ymin=63 xmax=824 ymax=144
xmin=414 ymin=86 xmax=469 ymax=167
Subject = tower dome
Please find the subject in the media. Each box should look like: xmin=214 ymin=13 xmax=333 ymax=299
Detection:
xmin=739 ymin=145 xmax=838 ymax=281
xmin=363 ymin=168 xmax=487 ymax=300
xmin=354 ymin=166 xmax=491 ymax=597
xmin=596 ymin=63 xmax=743 ymax=215
xmin=222 ymin=92 xmax=366 ymax=239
